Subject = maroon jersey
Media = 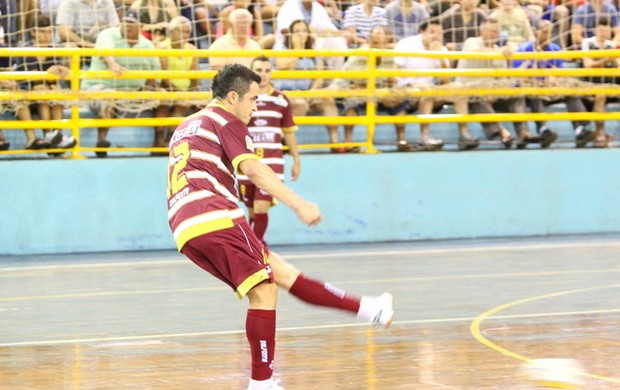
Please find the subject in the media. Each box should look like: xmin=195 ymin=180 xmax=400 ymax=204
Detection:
xmin=236 ymin=88 xmax=297 ymax=183
xmin=167 ymin=104 xmax=260 ymax=251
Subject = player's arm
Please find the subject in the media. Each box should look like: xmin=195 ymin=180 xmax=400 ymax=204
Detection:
xmin=239 ymin=158 xmax=320 ymax=225
xmin=283 ymin=131 xmax=301 ymax=181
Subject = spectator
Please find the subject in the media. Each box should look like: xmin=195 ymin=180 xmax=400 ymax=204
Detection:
xmin=37 ymin=0 xmax=63 ymax=20
xmin=581 ymin=17 xmax=617 ymax=147
xmin=217 ymin=0 xmax=275 ymax=48
xmin=342 ymin=0 xmax=388 ymax=47
xmin=130 ymin=0 xmax=179 ymax=44
xmin=208 ymin=8 xmax=262 ymax=70
xmin=80 ymin=9 xmax=161 ymax=157
xmin=571 ymin=0 xmax=620 ymax=47
xmin=0 ymin=0 xmax=17 ymax=45
xmin=13 ymin=15 xmax=76 ymax=152
xmin=0 ymin=71 xmax=53 ymax=150
xmin=456 ymin=18 xmax=519 ymax=148
xmin=329 ymin=26 xmax=417 ymax=152
xmin=385 ymin=0 xmax=429 ymax=42
xmin=489 ymin=0 xmax=535 ymax=47
xmin=394 ymin=19 xmax=477 ymax=150
xmin=274 ymin=19 xmax=344 ymax=152
xmin=441 ymin=0 xmax=487 ymax=51
xmin=275 ymin=0 xmax=339 ymax=47
xmin=539 ymin=0 xmax=570 ymax=49
xmin=153 ymin=15 xmax=198 ymax=153
xmin=175 ymin=0 xmax=216 ymax=47
xmin=57 ymin=0 xmax=120 ymax=48
xmin=513 ymin=19 xmax=595 ymax=148
xmin=237 ymin=56 xmax=301 ymax=246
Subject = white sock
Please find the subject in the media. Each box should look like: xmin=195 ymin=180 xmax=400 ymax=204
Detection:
xmin=356 ymin=295 xmax=378 ymax=321
xmin=248 ymin=378 xmax=274 ymax=390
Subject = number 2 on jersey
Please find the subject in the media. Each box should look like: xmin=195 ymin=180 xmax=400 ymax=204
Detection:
xmin=167 ymin=142 xmax=190 ymax=198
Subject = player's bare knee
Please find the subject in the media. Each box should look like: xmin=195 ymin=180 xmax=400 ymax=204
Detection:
xmin=247 ymin=281 xmax=278 ymax=309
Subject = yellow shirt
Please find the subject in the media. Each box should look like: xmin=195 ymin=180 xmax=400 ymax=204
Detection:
xmin=160 ymin=38 xmax=193 ymax=91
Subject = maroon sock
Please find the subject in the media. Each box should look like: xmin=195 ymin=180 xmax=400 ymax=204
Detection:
xmin=252 ymin=213 xmax=268 ymax=242
xmin=246 ymin=309 xmax=276 ymax=381
xmin=289 ymin=274 xmax=360 ymax=313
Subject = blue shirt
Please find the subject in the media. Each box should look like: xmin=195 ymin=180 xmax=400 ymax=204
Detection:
xmin=512 ymin=40 xmax=564 ymax=69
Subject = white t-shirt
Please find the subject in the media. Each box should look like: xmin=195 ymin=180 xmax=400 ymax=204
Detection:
xmin=275 ymin=0 xmax=337 ymax=46
xmin=394 ymin=34 xmax=448 ymax=87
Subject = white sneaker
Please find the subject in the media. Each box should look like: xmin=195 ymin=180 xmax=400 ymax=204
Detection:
xmin=371 ymin=293 xmax=394 ymax=329
xmin=57 ymin=135 xmax=77 ymax=148
xmin=44 ymin=129 xmax=62 ymax=147
xmin=247 ymin=378 xmax=285 ymax=390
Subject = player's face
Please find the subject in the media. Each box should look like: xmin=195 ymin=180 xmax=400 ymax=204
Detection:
xmin=235 ymin=81 xmax=259 ymax=124
xmin=251 ymin=61 xmax=272 ymax=88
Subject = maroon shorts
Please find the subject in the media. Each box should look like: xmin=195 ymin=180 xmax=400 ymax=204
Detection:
xmin=239 ymin=182 xmax=275 ymax=208
xmin=181 ymin=221 xmax=273 ymax=298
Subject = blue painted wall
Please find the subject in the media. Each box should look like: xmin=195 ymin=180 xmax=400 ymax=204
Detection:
xmin=1 ymin=149 xmax=619 ymax=255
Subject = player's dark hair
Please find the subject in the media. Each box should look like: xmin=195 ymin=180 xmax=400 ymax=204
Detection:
xmin=210 ymin=64 xmax=261 ymax=99
xmin=251 ymin=55 xmax=270 ymax=68
xmin=597 ymin=17 xmax=610 ymax=27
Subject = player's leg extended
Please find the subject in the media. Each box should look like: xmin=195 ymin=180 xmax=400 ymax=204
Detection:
xmin=268 ymin=251 xmax=394 ymax=328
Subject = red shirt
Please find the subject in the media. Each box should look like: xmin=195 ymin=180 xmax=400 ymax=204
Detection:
xmin=167 ymin=104 xmax=260 ymax=250
xmin=237 ymin=88 xmax=297 ymax=183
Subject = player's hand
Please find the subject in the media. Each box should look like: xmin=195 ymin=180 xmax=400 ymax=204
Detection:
xmin=295 ymin=201 xmax=322 ymax=226
xmin=291 ymin=159 xmax=301 ymax=181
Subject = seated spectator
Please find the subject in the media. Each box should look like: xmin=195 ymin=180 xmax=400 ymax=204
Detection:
xmin=130 ymin=0 xmax=179 ymax=44
xmin=274 ymin=19 xmax=343 ymax=152
xmin=441 ymin=0 xmax=487 ymax=51
xmin=490 ymin=0 xmax=535 ymax=47
xmin=538 ymin=0 xmax=570 ymax=49
xmin=275 ymin=0 xmax=339 ymax=47
xmin=57 ymin=0 xmax=120 ymax=48
xmin=329 ymin=26 xmax=417 ymax=152
xmin=456 ymin=18 xmax=519 ymax=148
xmin=37 ymin=0 xmax=63 ymax=20
xmin=0 ymin=0 xmax=17 ymax=45
xmin=13 ymin=15 xmax=76 ymax=152
xmin=153 ymin=15 xmax=198 ymax=152
xmin=175 ymin=0 xmax=216 ymax=47
xmin=208 ymin=8 xmax=262 ymax=70
xmin=571 ymin=0 xmax=620 ymax=48
xmin=385 ymin=0 xmax=429 ymax=42
xmin=513 ymin=19 xmax=595 ymax=148
xmin=394 ymin=19 xmax=477 ymax=150
xmin=581 ymin=17 xmax=617 ymax=148
xmin=276 ymin=0 xmax=347 ymax=69
xmin=217 ymin=0 xmax=275 ymax=48
xmin=80 ymin=9 xmax=161 ymax=157
xmin=342 ymin=0 xmax=388 ymax=48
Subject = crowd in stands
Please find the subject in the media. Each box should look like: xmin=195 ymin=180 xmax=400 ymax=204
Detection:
xmin=0 ymin=0 xmax=618 ymax=155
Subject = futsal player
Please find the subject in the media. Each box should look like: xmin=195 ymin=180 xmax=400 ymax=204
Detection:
xmin=166 ymin=64 xmax=394 ymax=390
xmin=237 ymin=56 xmax=301 ymax=248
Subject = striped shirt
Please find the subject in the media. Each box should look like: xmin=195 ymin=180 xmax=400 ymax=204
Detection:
xmin=237 ymin=88 xmax=297 ymax=183
xmin=167 ymin=104 xmax=260 ymax=251
xmin=343 ymin=4 xmax=388 ymax=41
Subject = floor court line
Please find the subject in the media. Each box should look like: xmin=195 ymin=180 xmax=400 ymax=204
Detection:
xmin=3 ymin=267 xmax=620 ymax=302
xmin=2 ymin=307 xmax=618 ymax=348
xmin=0 ymin=240 xmax=618 ymax=272
xmin=470 ymin=283 xmax=620 ymax=384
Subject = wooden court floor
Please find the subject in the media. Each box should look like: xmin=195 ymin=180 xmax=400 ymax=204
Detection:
xmin=1 ymin=235 xmax=619 ymax=389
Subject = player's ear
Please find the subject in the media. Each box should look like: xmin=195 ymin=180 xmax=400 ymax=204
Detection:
xmin=227 ymin=90 xmax=238 ymax=104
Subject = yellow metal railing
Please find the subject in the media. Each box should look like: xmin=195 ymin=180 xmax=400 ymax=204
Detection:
xmin=0 ymin=47 xmax=618 ymax=157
